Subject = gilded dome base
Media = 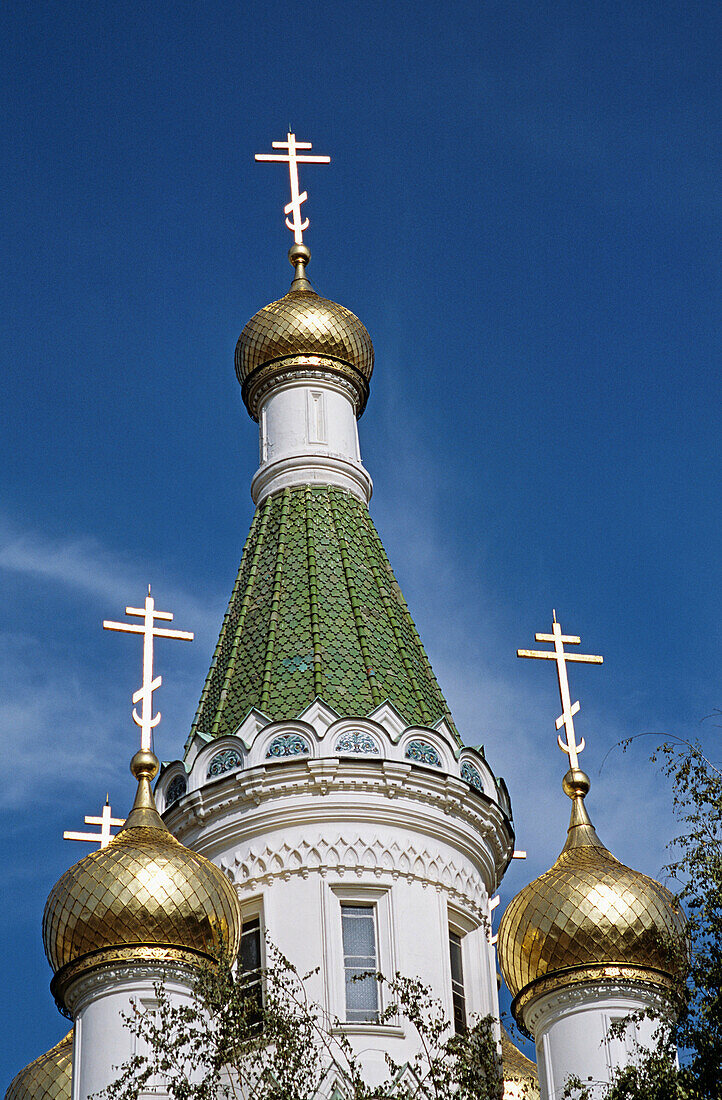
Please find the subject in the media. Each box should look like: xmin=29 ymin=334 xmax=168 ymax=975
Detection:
xmin=511 ymin=963 xmax=677 ymax=1037
xmin=50 ymin=944 xmax=212 ymax=1019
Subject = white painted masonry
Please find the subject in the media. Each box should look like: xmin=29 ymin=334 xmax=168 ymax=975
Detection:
xmin=64 ymin=963 xmax=198 ymax=1100
xmin=250 ymin=376 xmax=372 ymax=504
xmin=524 ymin=982 xmax=668 ymax=1100
xmin=160 ymin=705 xmax=513 ymax=1081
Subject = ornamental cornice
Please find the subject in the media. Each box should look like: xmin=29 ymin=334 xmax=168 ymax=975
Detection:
xmin=168 ymin=757 xmax=514 ymax=889
xmin=513 ymin=965 xmax=675 ymax=1037
xmin=53 ymin=946 xmax=206 ymax=1018
xmin=244 ymin=360 xmax=369 ymax=420
xmin=252 ymin=367 xmax=363 ymax=410
xmin=226 ymin=833 xmax=491 ymax=923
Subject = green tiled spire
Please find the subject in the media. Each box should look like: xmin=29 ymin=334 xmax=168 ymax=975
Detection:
xmin=189 ymin=485 xmax=458 ymax=746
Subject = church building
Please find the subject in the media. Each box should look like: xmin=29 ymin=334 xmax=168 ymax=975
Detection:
xmin=6 ymin=137 xmax=686 ymax=1100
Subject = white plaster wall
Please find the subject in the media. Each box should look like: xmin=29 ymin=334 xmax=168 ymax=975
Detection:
xmin=527 ymin=983 xmax=665 ymax=1100
xmin=243 ymin=866 xmax=496 ymax=1083
xmin=168 ymin=755 xmax=512 ymax=1083
xmin=68 ymin=966 xmax=197 ymax=1100
xmin=251 ymin=378 xmax=372 ymax=503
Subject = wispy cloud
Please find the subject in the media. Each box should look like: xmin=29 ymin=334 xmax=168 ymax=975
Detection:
xmin=0 ymin=515 xmax=228 ymax=809
xmin=0 ymin=633 xmax=120 ymax=810
xmin=0 ymin=508 xmax=681 ymax=885
xmin=0 ymin=516 xmax=224 ymax=639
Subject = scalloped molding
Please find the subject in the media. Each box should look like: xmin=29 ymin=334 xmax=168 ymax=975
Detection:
xmin=523 ymin=979 xmax=669 ymax=1037
xmin=224 ymin=834 xmax=491 ymax=922
xmin=64 ymin=960 xmax=197 ymax=1017
xmin=171 ymin=710 xmax=499 ymax=809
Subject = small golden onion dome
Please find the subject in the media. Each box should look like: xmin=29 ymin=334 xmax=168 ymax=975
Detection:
xmin=498 ymin=769 xmax=686 ymax=1030
xmin=236 ymin=244 xmax=374 ymax=420
xmin=5 ymin=1031 xmax=72 ymax=1100
xmin=43 ymin=750 xmax=241 ymax=1015
xmin=501 ymin=1026 xmax=539 ymax=1099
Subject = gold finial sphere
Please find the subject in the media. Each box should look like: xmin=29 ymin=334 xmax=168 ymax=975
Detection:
xmin=130 ymin=748 xmax=159 ymax=781
xmin=562 ymin=767 xmax=590 ymax=800
xmin=288 ymin=242 xmax=311 ymax=268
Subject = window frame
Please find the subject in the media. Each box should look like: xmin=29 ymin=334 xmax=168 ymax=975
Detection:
xmin=238 ymin=898 xmax=265 ymax=1015
xmin=448 ymin=928 xmax=467 ymax=1033
xmin=445 ymin=901 xmax=489 ymax=1029
xmin=323 ymin=883 xmax=399 ymax=1032
xmin=340 ymin=902 xmax=381 ymax=1024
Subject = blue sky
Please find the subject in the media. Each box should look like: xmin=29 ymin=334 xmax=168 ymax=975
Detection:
xmin=1 ymin=0 xmax=720 ymax=1083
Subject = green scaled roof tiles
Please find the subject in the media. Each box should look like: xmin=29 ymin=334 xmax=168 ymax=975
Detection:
xmin=188 ymin=486 xmax=458 ymax=748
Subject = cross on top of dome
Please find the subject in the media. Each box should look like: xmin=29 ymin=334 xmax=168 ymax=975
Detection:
xmin=255 ymin=131 xmax=330 ymax=244
xmin=103 ymin=586 xmax=194 ymax=752
xmin=63 ymin=796 xmax=124 ymax=850
xmin=517 ymin=611 xmax=603 ymax=769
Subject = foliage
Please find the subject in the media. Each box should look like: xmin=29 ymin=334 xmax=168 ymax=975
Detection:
xmin=96 ymin=942 xmax=504 ymax=1100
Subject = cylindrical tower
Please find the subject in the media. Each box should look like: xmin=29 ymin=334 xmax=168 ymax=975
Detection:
xmin=498 ymin=767 xmax=686 ymax=1099
xmin=158 ymin=247 xmax=515 ymax=1083
xmin=237 ymin=244 xmax=374 ymax=505
xmin=42 ymin=750 xmax=241 ymax=1100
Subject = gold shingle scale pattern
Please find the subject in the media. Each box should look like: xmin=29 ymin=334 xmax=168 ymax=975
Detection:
xmin=498 ymin=828 xmax=686 ymax=999
xmin=43 ymin=825 xmax=240 ymax=976
xmin=501 ymin=1027 xmax=539 ymax=1094
xmin=235 ymin=287 xmax=374 ymax=385
xmin=5 ymin=1032 xmax=72 ymax=1100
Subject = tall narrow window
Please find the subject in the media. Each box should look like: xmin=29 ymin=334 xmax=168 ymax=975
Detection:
xmin=240 ymin=914 xmax=263 ymax=1018
xmin=449 ymin=930 xmax=467 ymax=1033
xmin=341 ymin=904 xmax=379 ymax=1022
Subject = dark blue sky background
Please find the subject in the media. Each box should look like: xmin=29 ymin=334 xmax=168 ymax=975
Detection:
xmin=1 ymin=0 xmax=720 ymax=1083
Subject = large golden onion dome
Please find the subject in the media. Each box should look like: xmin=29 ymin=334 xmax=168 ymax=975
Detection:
xmin=43 ymin=750 xmax=241 ymax=1015
xmin=236 ymin=244 xmax=374 ymax=420
xmin=498 ymin=769 xmax=686 ymax=1031
xmin=4 ymin=1031 xmax=72 ymax=1100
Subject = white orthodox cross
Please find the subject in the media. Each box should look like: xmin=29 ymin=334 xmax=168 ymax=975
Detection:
xmin=64 ymin=796 xmax=125 ymax=850
xmin=255 ymin=132 xmax=330 ymax=244
xmin=517 ymin=611 xmax=603 ymax=768
xmin=103 ymin=587 xmax=194 ymax=751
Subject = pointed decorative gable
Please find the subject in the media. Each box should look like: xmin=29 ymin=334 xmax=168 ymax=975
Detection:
xmin=188 ymin=485 xmax=457 ymax=749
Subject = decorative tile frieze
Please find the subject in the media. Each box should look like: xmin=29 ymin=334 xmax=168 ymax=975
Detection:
xmin=266 ymin=732 xmax=311 ymax=758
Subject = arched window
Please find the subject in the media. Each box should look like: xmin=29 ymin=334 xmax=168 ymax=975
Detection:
xmin=334 ymin=731 xmax=380 ymax=756
xmin=404 ymin=740 xmax=442 ymax=768
xmin=207 ymin=747 xmax=243 ymax=778
xmin=266 ymin=733 xmax=311 ymax=759
xmin=460 ymin=760 xmax=484 ymax=793
xmin=166 ymin=775 xmax=187 ymax=806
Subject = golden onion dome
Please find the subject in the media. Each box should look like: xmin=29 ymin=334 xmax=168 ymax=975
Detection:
xmin=43 ymin=750 xmax=241 ymax=1014
xmin=236 ymin=244 xmax=374 ymax=420
xmin=5 ymin=1031 xmax=72 ymax=1100
xmin=501 ymin=1027 xmax=539 ymax=1099
xmin=498 ymin=769 xmax=686 ymax=1030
